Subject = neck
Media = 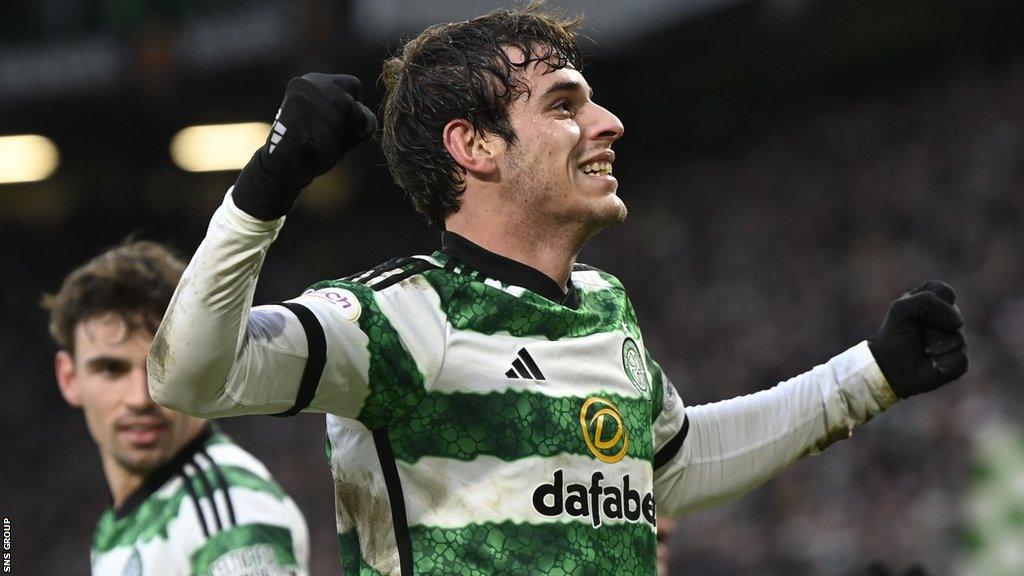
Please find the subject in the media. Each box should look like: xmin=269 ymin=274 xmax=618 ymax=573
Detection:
xmin=101 ymin=421 xmax=208 ymax=510
xmin=445 ymin=212 xmax=581 ymax=289
xmin=103 ymin=458 xmax=148 ymax=509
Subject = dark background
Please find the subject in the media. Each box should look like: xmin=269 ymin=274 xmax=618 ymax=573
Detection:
xmin=2 ymin=0 xmax=1022 ymax=574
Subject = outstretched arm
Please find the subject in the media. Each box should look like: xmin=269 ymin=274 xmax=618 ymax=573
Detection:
xmin=654 ymin=341 xmax=894 ymax=514
xmin=654 ymin=281 xmax=968 ymax=515
xmin=148 ymin=74 xmax=377 ymax=418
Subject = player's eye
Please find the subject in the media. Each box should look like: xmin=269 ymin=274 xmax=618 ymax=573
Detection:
xmin=89 ymin=359 xmax=130 ymax=378
xmin=553 ymin=100 xmax=576 ymax=117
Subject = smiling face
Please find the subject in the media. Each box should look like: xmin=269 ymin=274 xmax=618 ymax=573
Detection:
xmin=496 ymin=58 xmax=626 ymax=237
xmin=56 ymin=313 xmax=205 ymax=481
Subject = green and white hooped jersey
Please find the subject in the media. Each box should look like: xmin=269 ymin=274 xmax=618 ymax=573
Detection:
xmin=155 ymin=195 xmax=897 ymax=575
xmin=90 ymin=427 xmax=309 ymax=576
xmin=279 ymin=233 xmax=686 ymax=575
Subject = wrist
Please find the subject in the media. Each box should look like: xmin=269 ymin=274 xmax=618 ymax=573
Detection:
xmin=231 ymin=151 xmax=302 ymax=221
xmin=866 ymin=337 xmax=910 ymax=399
xmin=224 ymin=188 xmax=286 ymax=233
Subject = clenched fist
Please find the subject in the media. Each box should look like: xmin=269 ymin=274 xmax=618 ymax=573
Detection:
xmin=867 ymin=280 xmax=968 ymax=399
xmin=233 ymin=73 xmax=378 ymax=220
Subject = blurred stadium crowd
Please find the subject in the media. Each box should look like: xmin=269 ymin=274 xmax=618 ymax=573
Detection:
xmin=1 ymin=0 xmax=1021 ymax=574
xmin=603 ymin=51 xmax=1024 ymax=576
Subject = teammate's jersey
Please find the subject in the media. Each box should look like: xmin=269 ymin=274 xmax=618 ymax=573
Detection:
xmin=151 ymin=194 xmax=897 ymax=576
xmin=90 ymin=426 xmax=309 ymax=576
xmin=288 ymin=233 xmax=680 ymax=575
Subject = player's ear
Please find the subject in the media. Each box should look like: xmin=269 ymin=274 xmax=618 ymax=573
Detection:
xmin=443 ymin=119 xmax=499 ymax=178
xmin=56 ymin=350 xmax=82 ymax=407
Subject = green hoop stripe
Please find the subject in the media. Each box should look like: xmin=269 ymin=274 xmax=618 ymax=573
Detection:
xmin=389 ymin=389 xmax=653 ymax=464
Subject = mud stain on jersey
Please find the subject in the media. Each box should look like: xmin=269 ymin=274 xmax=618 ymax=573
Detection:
xmin=334 ymin=467 xmax=401 ymax=574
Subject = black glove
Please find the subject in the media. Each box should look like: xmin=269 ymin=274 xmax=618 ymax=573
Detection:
xmin=233 ymin=73 xmax=377 ymax=220
xmin=867 ymin=280 xmax=968 ymax=399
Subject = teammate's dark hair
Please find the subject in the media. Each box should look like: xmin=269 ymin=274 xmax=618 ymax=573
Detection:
xmin=381 ymin=1 xmax=583 ymax=229
xmin=42 ymin=241 xmax=184 ymax=353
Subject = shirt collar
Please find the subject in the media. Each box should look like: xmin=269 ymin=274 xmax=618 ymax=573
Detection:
xmin=441 ymin=231 xmax=579 ymax=309
xmin=114 ymin=424 xmax=214 ymax=519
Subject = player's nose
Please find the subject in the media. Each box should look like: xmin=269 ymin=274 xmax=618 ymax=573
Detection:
xmin=124 ymin=366 xmax=155 ymax=409
xmin=587 ymin=103 xmax=624 ymax=143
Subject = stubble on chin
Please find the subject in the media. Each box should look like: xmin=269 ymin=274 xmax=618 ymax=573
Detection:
xmin=499 ymin=145 xmax=628 ymax=237
xmin=607 ymin=193 xmax=628 ymax=225
xmin=585 ymin=197 xmax=628 ymax=238
xmin=111 ymin=440 xmax=168 ymax=476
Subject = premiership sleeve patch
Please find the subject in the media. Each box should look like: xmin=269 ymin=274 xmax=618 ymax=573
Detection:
xmin=303 ymin=288 xmax=362 ymax=322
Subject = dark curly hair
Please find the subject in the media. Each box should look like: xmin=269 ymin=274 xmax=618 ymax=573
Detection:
xmin=381 ymin=1 xmax=584 ymax=229
xmin=42 ymin=241 xmax=185 ymax=353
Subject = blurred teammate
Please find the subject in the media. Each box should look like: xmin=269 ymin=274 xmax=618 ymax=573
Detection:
xmin=44 ymin=241 xmax=309 ymax=575
xmin=148 ymin=3 xmax=968 ymax=574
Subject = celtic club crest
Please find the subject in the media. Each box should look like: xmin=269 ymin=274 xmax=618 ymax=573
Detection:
xmin=622 ymin=337 xmax=648 ymax=394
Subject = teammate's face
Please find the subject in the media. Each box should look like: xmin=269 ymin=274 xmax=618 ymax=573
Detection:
xmin=497 ymin=57 xmax=626 ymax=234
xmin=56 ymin=314 xmax=205 ymax=477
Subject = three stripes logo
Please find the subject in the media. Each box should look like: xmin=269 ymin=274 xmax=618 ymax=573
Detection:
xmin=268 ymin=108 xmax=287 ymax=154
xmin=179 ymin=449 xmax=238 ymax=540
xmin=505 ymin=347 xmax=545 ymax=380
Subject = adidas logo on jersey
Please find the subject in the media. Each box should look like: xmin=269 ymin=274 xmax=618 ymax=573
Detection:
xmin=504 ymin=347 xmax=545 ymax=380
xmin=532 ymin=470 xmax=656 ymax=528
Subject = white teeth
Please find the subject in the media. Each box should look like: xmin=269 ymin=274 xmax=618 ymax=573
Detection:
xmin=581 ymin=161 xmax=613 ymax=176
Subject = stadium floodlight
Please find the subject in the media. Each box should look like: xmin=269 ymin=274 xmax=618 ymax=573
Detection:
xmin=170 ymin=122 xmax=271 ymax=172
xmin=0 ymin=134 xmax=60 ymax=184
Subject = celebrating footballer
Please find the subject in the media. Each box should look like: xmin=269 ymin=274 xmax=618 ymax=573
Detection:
xmin=148 ymin=3 xmax=968 ymax=574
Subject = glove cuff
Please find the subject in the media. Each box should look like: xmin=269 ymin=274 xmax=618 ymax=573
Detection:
xmin=866 ymin=337 xmax=910 ymax=399
xmin=232 ymin=151 xmax=302 ymax=221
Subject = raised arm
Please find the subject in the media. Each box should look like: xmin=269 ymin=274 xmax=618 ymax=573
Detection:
xmin=147 ymin=74 xmax=377 ymax=418
xmin=654 ymin=281 xmax=968 ymax=515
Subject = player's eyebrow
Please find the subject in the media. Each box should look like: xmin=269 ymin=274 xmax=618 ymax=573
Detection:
xmin=541 ymin=80 xmax=593 ymax=100
xmin=84 ymin=356 xmax=132 ymax=373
